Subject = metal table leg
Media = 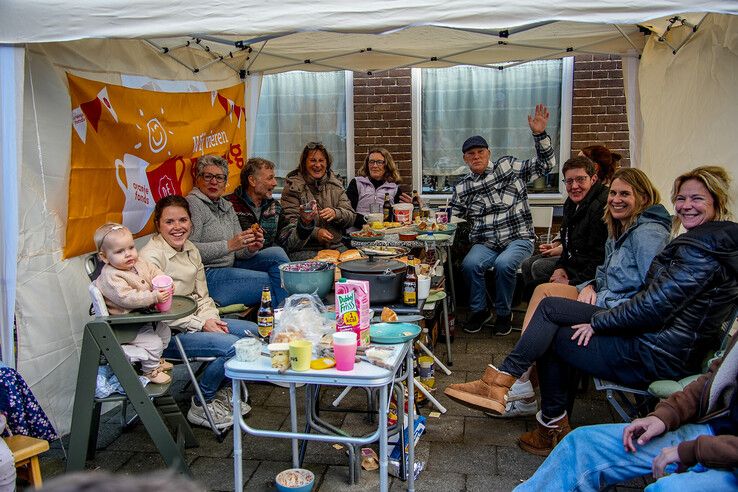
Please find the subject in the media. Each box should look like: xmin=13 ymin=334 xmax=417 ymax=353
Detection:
xmin=444 ymin=245 xmax=456 ymax=311
xmin=289 ymin=383 xmax=299 ymax=468
xmin=233 ymin=378 xmax=243 ymax=492
xmin=406 ymin=347 xmax=415 ymax=492
xmin=442 ymin=295 xmax=453 ymax=365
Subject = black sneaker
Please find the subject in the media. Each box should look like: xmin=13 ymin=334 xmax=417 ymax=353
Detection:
xmin=463 ymin=311 xmax=489 ymax=334
xmin=492 ymin=313 xmax=513 ymax=336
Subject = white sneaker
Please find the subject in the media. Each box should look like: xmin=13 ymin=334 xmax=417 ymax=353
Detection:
xmin=214 ymin=386 xmax=251 ymax=416
xmin=486 ymin=399 xmax=537 ymax=418
xmin=187 ymin=396 xmax=233 ymax=430
xmin=508 ymin=379 xmax=535 ymax=402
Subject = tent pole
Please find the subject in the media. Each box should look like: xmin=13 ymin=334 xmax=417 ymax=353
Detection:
xmin=0 ymin=45 xmax=24 ymax=368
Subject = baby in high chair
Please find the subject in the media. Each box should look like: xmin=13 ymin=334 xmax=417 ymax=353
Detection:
xmin=93 ymin=223 xmax=173 ymax=384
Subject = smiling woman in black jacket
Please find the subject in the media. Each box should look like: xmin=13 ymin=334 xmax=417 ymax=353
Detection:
xmin=445 ymin=165 xmax=738 ymax=456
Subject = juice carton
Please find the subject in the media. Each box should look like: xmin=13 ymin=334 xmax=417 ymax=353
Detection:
xmin=335 ymin=278 xmax=371 ymax=346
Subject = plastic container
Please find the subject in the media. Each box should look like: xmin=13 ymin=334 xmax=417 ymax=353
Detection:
xmin=234 ymin=338 xmax=261 ymax=362
xmin=275 ymin=468 xmax=315 ymax=492
xmin=152 ymin=274 xmax=174 ymax=312
xmin=393 ymin=203 xmax=413 ymax=224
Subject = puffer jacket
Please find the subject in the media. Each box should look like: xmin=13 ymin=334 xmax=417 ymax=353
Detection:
xmin=592 ymin=220 xmax=738 ymax=378
xmin=281 ymin=169 xmax=356 ymax=251
xmin=555 ymin=182 xmax=609 ymax=285
xmin=586 ymin=204 xmax=672 ymax=309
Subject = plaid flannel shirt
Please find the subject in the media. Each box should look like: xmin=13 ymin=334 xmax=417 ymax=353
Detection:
xmin=449 ymin=132 xmax=556 ymax=249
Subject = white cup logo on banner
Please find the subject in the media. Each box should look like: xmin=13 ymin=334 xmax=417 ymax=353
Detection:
xmin=114 ymin=153 xmax=156 ymax=233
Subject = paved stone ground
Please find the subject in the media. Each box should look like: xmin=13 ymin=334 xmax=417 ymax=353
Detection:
xmin=37 ymin=309 xmax=654 ymax=491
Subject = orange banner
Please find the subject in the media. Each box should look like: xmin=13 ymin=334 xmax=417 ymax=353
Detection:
xmin=65 ymin=74 xmax=246 ymax=258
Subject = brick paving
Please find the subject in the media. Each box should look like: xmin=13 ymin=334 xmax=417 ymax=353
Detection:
xmin=38 ymin=310 xmax=652 ymax=491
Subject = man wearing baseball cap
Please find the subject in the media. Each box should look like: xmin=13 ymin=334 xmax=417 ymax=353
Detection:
xmin=450 ymin=104 xmax=556 ymax=335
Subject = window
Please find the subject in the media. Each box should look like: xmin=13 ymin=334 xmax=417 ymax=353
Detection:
xmin=415 ymin=59 xmax=572 ymax=198
xmin=252 ymin=71 xmax=353 ymax=190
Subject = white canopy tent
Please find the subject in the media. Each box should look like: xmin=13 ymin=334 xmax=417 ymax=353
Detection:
xmin=1 ymin=1 xmax=737 ymax=434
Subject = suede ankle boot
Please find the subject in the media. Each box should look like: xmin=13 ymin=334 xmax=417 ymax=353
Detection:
xmin=517 ymin=411 xmax=571 ymax=456
xmin=444 ymin=364 xmax=516 ymax=414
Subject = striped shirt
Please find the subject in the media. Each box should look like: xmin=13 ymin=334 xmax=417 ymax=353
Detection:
xmin=449 ymin=132 xmax=556 ymax=249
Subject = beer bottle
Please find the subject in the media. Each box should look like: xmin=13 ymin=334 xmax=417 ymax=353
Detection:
xmin=403 ymin=256 xmax=418 ymax=306
xmin=411 ymin=190 xmax=421 ymax=221
xmin=383 ymin=192 xmax=393 ymax=222
xmin=257 ymin=286 xmax=274 ymax=339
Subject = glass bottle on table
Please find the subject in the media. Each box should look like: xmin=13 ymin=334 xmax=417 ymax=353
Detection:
xmin=257 ymin=286 xmax=274 ymax=340
xmin=403 ymin=256 xmax=418 ymax=307
xmin=383 ymin=192 xmax=393 ymax=222
xmin=411 ymin=190 xmax=421 ymax=221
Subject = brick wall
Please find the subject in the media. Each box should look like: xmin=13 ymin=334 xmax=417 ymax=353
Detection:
xmin=352 ymin=57 xmax=630 ymax=186
xmin=353 ymin=69 xmax=414 ymax=188
xmin=571 ymin=55 xmax=630 ymax=167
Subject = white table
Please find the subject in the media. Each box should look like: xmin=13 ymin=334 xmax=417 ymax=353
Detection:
xmin=226 ymin=341 xmax=416 ymax=492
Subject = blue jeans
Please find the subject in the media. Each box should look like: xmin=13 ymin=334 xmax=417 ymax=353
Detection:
xmin=461 ymin=240 xmax=533 ymax=315
xmin=206 ymin=246 xmax=289 ymax=307
xmin=162 ymin=319 xmax=257 ymax=401
xmin=514 ymin=422 xmax=738 ymax=491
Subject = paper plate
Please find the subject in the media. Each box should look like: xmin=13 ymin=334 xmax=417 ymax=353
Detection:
xmin=369 ymin=322 xmax=422 ymax=344
xmin=417 ymin=233 xmax=451 ymax=242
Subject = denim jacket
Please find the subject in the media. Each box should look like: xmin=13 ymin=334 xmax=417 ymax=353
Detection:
xmin=585 ymin=204 xmax=671 ymax=308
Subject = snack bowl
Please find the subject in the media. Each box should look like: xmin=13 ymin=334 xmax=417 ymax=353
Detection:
xmin=275 ymin=468 xmax=315 ymax=492
xmin=398 ymin=232 xmax=417 ymax=241
xmin=279 ymin=261 xmax=335 ymax=298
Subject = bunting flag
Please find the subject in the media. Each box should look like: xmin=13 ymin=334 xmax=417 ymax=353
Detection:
xmin=65 ymin=74 xmax=246 ymax=258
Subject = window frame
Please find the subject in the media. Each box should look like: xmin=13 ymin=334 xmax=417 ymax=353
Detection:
xmin=411 ymin=57 xmax=574 ymax=204
xmin=248 ymin=70 xmax=355 ymax=196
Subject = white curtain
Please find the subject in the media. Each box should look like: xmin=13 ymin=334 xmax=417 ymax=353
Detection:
xmin=0 ymin=45 xmax=25 ymax=367
xmin=421 ymin=61 xmax=563 ymax=193
xmin=252 ymin=71 xmax=348 ymax=186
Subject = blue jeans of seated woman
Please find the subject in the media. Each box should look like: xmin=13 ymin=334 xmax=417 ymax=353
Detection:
xmin=499 ymin=296 xmax=679 ymax=418
xmin=461 ymin=240 xmax=534 ymax=315
xmin=205 ymin=246 xmax=289 ymax=307
xmin=514 ymin=423 xmax=738 ymax=491
xmin=162 ymin=318 xmax=257 ymax=401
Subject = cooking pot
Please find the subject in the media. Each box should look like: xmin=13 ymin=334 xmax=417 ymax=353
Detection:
xmin=339 ymin=257 xmax=407 ymax=304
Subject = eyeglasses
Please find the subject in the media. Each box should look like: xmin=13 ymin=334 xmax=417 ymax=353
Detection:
xmin=368 ymin=159 xmax=386 ymax=166
xmin=562 ymin=175 xmax=591 ymax=186
xmin=306 ymin=141 xmax=325 ymax=150
xmin=200 ymin=173 xmax=227 ymax=184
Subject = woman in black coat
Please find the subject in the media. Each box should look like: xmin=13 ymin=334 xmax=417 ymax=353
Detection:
xmin=445 ymin=165 xmax=738 ymax=456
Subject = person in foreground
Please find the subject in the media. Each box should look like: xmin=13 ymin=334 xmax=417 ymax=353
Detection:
xmin=187 ymin=154 xmax=289 ymax=307
xmin=453 ymin=104 xmax=557 ymax=335
xmin=445 ymin=165 xmax=738 ymax=456
xmin=281 ymin=141 xmax=355 ymax=260
xmin=225 ymin=157 xmax=315 ymax=257
xmin=515 ymin=334 xmax=738 ymax=491
xmin=141 ymin=195 xmax=259 ymax=430
xmin=499 ymin=167 xmax=670 ymax=418
xmin=345 ymin=147 xmax=412 ymax=231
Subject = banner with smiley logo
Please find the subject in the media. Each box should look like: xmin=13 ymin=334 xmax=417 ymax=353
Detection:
xmin=65 ymin=74 xmax=246 ymax=258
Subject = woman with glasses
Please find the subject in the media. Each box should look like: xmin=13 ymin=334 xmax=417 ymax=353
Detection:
xmin=452 ymin=167 xmax=672 ymax=418
xmin=281 ymin=142 xmax=356 ymax=260
xmin=185 ymin=154 xmax=289 ymax=308
xmin=345 ymin=148 xmax=412 ymax=231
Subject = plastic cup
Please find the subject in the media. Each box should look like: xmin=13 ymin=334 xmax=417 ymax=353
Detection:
xmin=417 ymin=275 xmax=431 ymax=300
xmin=152 ymin=274 xmax=174 ymax=312
xmin=435 ymin=210 xmax=448 ymax=224
xmin=268 ymin=343 xmax=290 ymax=370
xmin=333 ymin=331 xmax=357 ymax=371
xmin=289 ymin=340 xmax=312 ymax=371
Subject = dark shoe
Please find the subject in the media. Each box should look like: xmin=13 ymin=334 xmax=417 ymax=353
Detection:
xmin=517 ymin=411 xmax=572 ymax=456
xmin=443 ymin=364 xmax=516 ymax=414
xmin=492 ymin=313 xmax=512 ymax=336
xmin=463 ymin=310 xmax=489 ymax=334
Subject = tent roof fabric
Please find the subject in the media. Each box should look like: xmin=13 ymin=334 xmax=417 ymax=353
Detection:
xmin=3 ymin=1 xmax=737 ymax=73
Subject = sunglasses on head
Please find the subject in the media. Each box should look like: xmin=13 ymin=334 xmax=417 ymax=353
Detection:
xmin=306 ymin=141 xmax=325 ymax=150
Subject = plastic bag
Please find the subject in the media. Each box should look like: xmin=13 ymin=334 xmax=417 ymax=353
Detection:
xmin=270 ymin=293 xmax=334 ymax=355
